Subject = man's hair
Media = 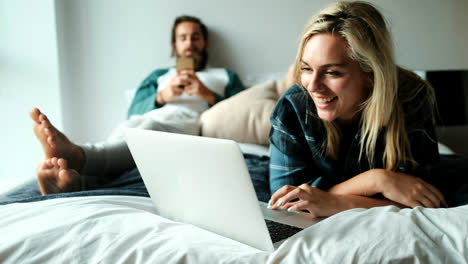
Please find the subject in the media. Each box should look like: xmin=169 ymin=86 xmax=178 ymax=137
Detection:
xmin=293 ymin=1 xmax=436 ymax=170
xmin=171 ymin=15 xmax=208 ymax=44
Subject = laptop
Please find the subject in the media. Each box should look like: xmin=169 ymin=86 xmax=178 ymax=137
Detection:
xmin=123 ymin=128 xmax=321 ymax=251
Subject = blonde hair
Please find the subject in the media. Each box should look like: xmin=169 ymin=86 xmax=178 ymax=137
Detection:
xmin=293 ymin=1 xmax=436 ymax=170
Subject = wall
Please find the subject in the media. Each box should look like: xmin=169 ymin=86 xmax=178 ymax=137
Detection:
xmin=437 ymin=126 xmax=468 ymax=156
xmin=0 ymin=0 xmax=62 ymax=193
xmin=54 ymin=0 xmax=468 ymax=144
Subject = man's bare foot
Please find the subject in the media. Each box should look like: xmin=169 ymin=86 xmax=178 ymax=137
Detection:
xmin=37 ymin=157 xmax=81 ymax=195
xmin=30 ymin=107 xmax=85 ymax=171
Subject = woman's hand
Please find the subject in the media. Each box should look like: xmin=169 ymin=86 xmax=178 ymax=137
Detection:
xmin=268 ymin=184 xmax=340 ymax=218
xmin=378 ymin=170 xmax=447 ymax=208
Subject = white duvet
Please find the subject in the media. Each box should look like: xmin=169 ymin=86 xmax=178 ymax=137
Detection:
xmin=0 ymin=196 xmax=467 ymax=263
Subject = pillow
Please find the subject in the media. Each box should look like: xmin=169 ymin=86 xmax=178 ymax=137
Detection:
xmin=200 ymin=80 xmax=285 ymax=145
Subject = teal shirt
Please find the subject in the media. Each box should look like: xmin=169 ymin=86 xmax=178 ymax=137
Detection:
xmin=127 ymin=68 xmax=245 ymax=118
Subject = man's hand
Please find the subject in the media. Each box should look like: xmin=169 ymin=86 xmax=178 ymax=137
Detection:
xmin=156 ymin=73 xmax=187 ymax=105
xmin=181 ymin=70 xmax=215 ymax=105
xmin=156 ymin=70 xmax=215 ymax=106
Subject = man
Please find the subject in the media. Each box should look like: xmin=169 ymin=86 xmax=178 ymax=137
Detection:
xmin=128 ymin=15 xmax=244 ymax=117
xmin=29 ymin=15 xmax=245 ymax=195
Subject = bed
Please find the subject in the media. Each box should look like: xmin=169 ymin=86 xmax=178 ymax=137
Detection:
xmin=1 ymin=80 xmax=468 ymax=263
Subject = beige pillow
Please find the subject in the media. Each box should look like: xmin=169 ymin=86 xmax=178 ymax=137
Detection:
xmin=200 ymin=80 xmax=285 ymax=145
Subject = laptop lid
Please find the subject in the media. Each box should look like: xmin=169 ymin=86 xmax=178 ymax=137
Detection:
xmin=123 ymin=128 xmax=275 ymax=251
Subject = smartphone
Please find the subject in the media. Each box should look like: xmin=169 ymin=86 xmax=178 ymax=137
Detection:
xmin=176 ymin=56 xmax=194 ymax=72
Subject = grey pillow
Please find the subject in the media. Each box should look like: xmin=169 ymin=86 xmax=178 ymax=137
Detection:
xmin=200 ymin=80 xmax=285 ymax=145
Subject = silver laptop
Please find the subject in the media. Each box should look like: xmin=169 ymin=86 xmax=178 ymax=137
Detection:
xmin=123 ymin=128 xmax=320 ymax=251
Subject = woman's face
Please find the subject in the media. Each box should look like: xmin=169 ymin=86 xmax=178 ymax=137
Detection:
xmin=300 ymin=33 xmax=368 ymax=124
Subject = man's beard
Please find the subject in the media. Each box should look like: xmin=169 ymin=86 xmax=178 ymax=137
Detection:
xmin=177 ymin=48 xmax=208 ymax=71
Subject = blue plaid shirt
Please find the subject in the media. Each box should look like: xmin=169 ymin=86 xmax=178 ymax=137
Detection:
xmin=269 ymin=83 xmax=440 ymax=194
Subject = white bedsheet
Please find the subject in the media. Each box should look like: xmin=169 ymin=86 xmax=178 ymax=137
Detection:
xmin=1 ymin=196 xmax=467 ymax=263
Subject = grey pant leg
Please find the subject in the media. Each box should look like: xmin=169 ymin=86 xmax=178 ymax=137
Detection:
xmin=79 ymin=111 xmax=200 ymax=189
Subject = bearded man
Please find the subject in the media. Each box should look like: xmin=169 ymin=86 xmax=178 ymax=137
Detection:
xmin=129 ymin=15 xmax=245 ymax=121
xmin=29 ymin=15 xmax=246 ymax=194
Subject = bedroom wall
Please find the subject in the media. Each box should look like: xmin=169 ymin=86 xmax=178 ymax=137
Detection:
xmin=53 ymin=0 xmax=468 ymax=145
xmin=0 ymin=0 xmax=62 ymax=194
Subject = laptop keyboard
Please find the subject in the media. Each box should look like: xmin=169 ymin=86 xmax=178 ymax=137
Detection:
xmin=265 ymin=219 xmax=303 ymax=243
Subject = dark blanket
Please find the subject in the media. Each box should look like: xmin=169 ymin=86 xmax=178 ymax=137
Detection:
xmin=1 ymin=154 xmax=467 ymax=207
xmin=0 ymin=154 xmax=271 ymax=205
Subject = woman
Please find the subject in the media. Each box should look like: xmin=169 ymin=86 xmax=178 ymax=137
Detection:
xmin=268 ymin=1 xmax=446 ymax=218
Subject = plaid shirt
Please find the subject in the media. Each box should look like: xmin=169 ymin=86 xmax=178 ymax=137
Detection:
xmin=269 ymin=84 xmax=440 ymax=194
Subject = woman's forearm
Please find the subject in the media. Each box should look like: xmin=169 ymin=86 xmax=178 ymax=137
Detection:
xmin=328 ymin=169 xmax=446 ymax=208
xmin=328 ymin=169 xmax=386 ymax=196
xmin=332 ymin=193 xmax=405 ymax=214
xmin=269 ymin=182 xmax=405 ymax=219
